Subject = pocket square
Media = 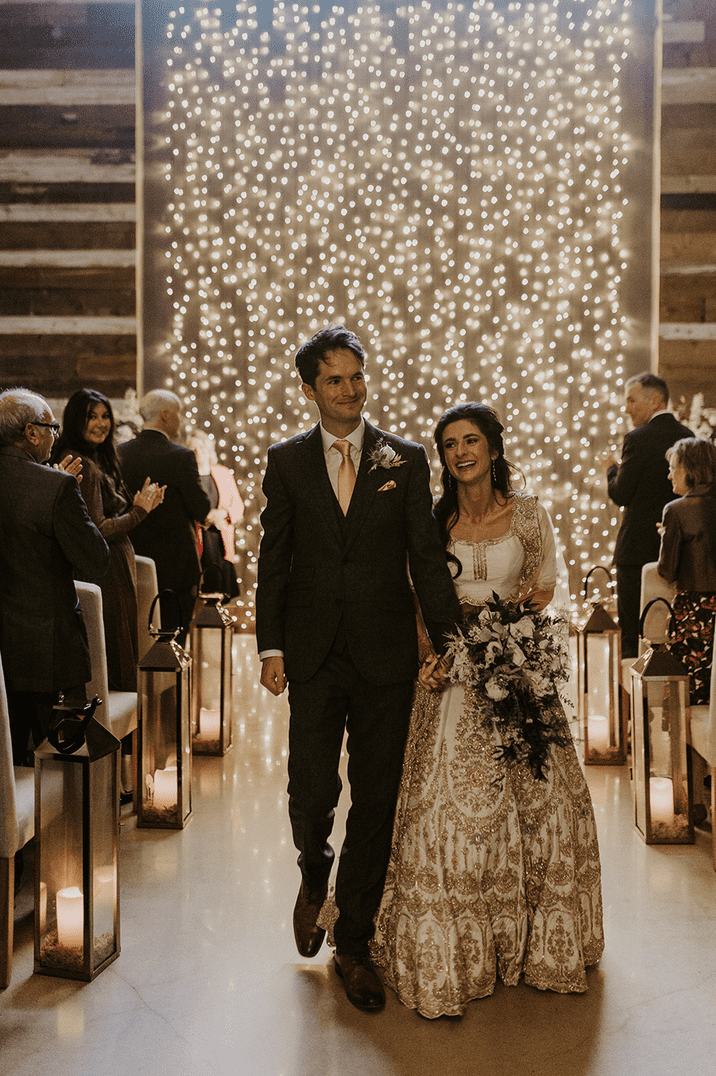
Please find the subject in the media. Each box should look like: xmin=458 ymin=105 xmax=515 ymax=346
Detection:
xmin=377 ymin=480 xmax=397 ymax=492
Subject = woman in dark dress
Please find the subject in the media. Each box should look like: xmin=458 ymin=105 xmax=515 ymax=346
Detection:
xmin=658 ymin=437 xmax=716 ymax=704
xmin=52 ymin=389 xmax=164 ymax=691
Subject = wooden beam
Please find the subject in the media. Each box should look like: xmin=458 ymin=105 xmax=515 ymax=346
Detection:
xmin=662 ymin=22 xmax=706 ymax=45
xmin=662 ymin=68 xmax=716 ymax=106
xmin=0 ymin=250 xmax=135 ymax=268
xmin=0 ymin=266 xmax=135 ymax=288
xmin=0 ymin=70 xmax=135 ymax=106
xmin=0 ymin=220 xmax=135 ymax=250
xmin=0 ymin=1 xmax=134 ymax=6
xmin=0 ymin=316 xmax=137 ymax=334
xmin=662 ymin=175 xmax=716 ymax=194
xmin=0 ymin=203 xmax=136 ymax=222
xmin=659 ymin=323 xmax=716 ymax=340
xmin=0 ymin=149 xmax=135 ymax=184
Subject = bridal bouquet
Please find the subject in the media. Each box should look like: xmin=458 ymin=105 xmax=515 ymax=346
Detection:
xmin=445 ymin=593 xmax=572 ymax=780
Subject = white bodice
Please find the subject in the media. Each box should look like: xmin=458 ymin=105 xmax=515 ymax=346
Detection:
xmin=449 ymin=532 xmax=526 ymax=605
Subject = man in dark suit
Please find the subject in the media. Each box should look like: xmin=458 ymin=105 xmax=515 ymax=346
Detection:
xmin=119 ymin=390 xmax=211 ymax=642
xmin=602 ymin=373 xmax=693 ymax=657
xmin=0 ymin=388 xmax=110 ymax=764
xmin=257 ymin=326 xmax=461 ymax=1011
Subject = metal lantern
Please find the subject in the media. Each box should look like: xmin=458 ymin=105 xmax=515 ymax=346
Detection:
xmin=34 ymin=697 xmax=120 ymax=981
xmin=630 ymin=599 xmax=693 ymax=845
xmin=190 ymin=594 xmax=234 ymax=756
xmin=137 ymin=591 xmax=193 ymax=829
xmin=579 ymin=567 xmax=626 ymax=764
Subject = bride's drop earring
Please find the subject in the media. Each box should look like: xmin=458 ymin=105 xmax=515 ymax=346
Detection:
xmin=491 ymin=460 xmax=497 ymax=485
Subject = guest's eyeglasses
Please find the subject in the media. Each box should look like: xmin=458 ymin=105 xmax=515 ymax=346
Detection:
xmin=31 ymin=422 xmax=60 ymax=437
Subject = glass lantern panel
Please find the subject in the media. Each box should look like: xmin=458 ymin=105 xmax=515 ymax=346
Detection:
xmin=37 ymin=758 xmax=86 ymax=973
xmin=90 ymin=752 xmax=117 ymax=965
xmin=645 ymin=677 xmax=690 ymax=824
xmin=194 ymin=627 xmax=223 ymax=747
xmin=141 ymin=669 xmax=181 ymax=823
xmin=631 ymin=678 xmax=647 ymax=835
xmin=585 ymin=632 xmax=619 ymax=755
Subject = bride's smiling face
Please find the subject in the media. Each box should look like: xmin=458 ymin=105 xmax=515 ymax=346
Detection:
xmin=441 ymin=419 xmax=497 ymax=486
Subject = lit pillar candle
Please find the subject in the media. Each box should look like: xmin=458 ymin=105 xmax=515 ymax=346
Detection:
xmin=94 ymin=867 xmax=114 ymax=919
xmin=199 ymin=707 xmax=221 ymax=739
xmin=153 ymin=766 xmax=178 ymax=810
xmin=650 ymin=776 xmax=675 ymax=826
xmin=56 ymin=886 xmax=84 ymax=950
xmin=588 ymin=714 xmax=610 ymax=754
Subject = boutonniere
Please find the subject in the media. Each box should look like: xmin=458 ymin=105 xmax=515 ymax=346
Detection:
xmin=368 ymin=439 xmax=407 ymax=473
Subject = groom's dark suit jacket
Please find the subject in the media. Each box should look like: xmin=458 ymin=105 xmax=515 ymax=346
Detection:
xmin=608 ymin=412 xmax=693 ymax=567
xmin=257 ymin=421 xmax=461 ymax=686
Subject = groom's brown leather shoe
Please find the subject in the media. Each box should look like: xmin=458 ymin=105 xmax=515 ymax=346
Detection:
xmin=334 ymin=951 xmax=385 ymax=1011
xmin=293 ymin=881 xmax=327 ymax=958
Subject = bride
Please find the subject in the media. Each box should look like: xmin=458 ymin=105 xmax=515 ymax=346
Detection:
xmin=370 ymin=402 xmax=604 ymax=1018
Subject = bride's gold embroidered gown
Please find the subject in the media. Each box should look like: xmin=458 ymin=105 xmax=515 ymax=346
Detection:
xmin=370 ymin=495 xmax=604 ymax=1018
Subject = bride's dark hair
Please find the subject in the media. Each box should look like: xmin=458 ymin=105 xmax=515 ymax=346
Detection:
xmin=433 ymin=402 xmax=523 ymax=575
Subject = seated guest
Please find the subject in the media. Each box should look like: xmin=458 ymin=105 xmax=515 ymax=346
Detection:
xmin=185 ymin=427 xmax=243 ymax=601
xmin=52 ymin=389 xmax=165 ymax=691
xmin=658 ymin=437 xmax=716 ymax=704
xmin=0 ymin=388 xmax=109 ymax=764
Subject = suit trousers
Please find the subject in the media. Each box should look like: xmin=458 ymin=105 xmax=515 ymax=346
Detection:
xmin=287 ymin=642 xmax=414 ymax=955
xmin=616 ymin=564 xmax=643 ymax=659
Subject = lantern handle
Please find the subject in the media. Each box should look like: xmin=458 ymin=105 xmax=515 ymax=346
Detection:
xmin=583 ymin=565 xmax=613 ymax=603
xmin=47 ymin=695 xmax=101 ymax=754
xmin=639 ymin=597 xmax=676 ymax=642
xmin=147 ymin=589 xmax=183 ymax=638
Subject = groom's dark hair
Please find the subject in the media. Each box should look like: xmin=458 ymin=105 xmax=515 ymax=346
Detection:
xmin=295 ymin=325 xmax=365 ymax=388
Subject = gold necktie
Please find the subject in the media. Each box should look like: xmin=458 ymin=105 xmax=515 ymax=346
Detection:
xmin=334 ymin=439 xmax=356 ymax=515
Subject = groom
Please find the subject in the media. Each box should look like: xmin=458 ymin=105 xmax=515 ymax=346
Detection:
xmin=257 ymin=325 xmax=460 ymax=1011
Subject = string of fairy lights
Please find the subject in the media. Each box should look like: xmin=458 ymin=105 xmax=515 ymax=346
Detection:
xmin=155 ymin=0 xmax=635 ymax=615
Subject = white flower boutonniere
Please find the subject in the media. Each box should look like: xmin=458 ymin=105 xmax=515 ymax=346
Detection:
xmin=368 ymin=439 xmax=407 ymax=473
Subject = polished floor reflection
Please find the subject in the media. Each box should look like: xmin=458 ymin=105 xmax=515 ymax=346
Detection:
xmin=2 ymin=637 xmax=716 ymax=1076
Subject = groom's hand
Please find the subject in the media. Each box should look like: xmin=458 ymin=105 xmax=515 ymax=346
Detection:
xmin=260 ymin=655 xmax=288 ymax=696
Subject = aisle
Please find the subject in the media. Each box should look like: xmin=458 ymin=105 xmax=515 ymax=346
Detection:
xmin=1 ymin=637 xmax=715 ymax=1076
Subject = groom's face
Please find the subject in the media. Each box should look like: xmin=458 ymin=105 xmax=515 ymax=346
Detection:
xmin=303 ymin=348 xmax=367 ymax=433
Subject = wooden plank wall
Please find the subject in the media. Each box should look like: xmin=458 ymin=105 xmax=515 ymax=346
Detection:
xmin=0 ymin=2 xmax=714 ymax=414
xmin=660 ymin=0 xmax=716 ymax=412
xmin=0 ymin=1 xmax=137 ymax=399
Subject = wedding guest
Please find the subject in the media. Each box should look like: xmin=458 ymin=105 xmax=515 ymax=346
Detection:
xmin=658 ymin=437 xmax=716 ymax=704
xmin=119 ymin=391 xmax=211 ymax=644
xmin=51 ymin=389 xmax=165 ymax=690
xmin=371 ymin=401 xmax=603 ymax=1018
xmin=0 ymin=388 xmax=109 ymax=764
xmin=185 ymin=428 xmax=243 ymax=601
xmin=601 ymin=373 xmax=692 ymax=658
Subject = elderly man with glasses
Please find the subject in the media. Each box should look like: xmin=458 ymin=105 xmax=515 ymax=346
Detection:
xmin=0 ymin=388 xmax=110 ymax=764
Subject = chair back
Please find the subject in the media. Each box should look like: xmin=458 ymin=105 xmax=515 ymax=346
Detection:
xmin=135 ymin=555 xmax=159 ymax=663
xmin=639 ymin=562 xmax=676 ymax=648
xmin=75 ymin=581 xmax=109 ymax=708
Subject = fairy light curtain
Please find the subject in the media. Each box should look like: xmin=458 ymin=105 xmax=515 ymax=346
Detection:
xmin=144 ymin=0 xmax=652 ymax=617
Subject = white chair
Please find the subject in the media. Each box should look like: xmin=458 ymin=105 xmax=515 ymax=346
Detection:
xmin=74 ymin=582 xmax=137 ymax=741
xmin=135 ymin=555 xmax=159 ymax=663
xmin=638 ymin=562 xmax=716 ymax=870
xmin=0 ymin=650 xmax=35 ymax=989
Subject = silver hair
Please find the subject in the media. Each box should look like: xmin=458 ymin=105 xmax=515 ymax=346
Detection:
xmin=0 ymin=388 xmax=48 ymax=446
xmin=140 ymin=389 xmax=182 ymax=424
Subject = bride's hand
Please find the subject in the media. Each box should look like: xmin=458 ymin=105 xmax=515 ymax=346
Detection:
xmin=419 ymin=654 xmax=451 ymax=693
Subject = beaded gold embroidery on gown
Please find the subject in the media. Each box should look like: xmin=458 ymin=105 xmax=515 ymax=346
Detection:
xmin=370 ymin=495 xmax=604 ymax=1018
